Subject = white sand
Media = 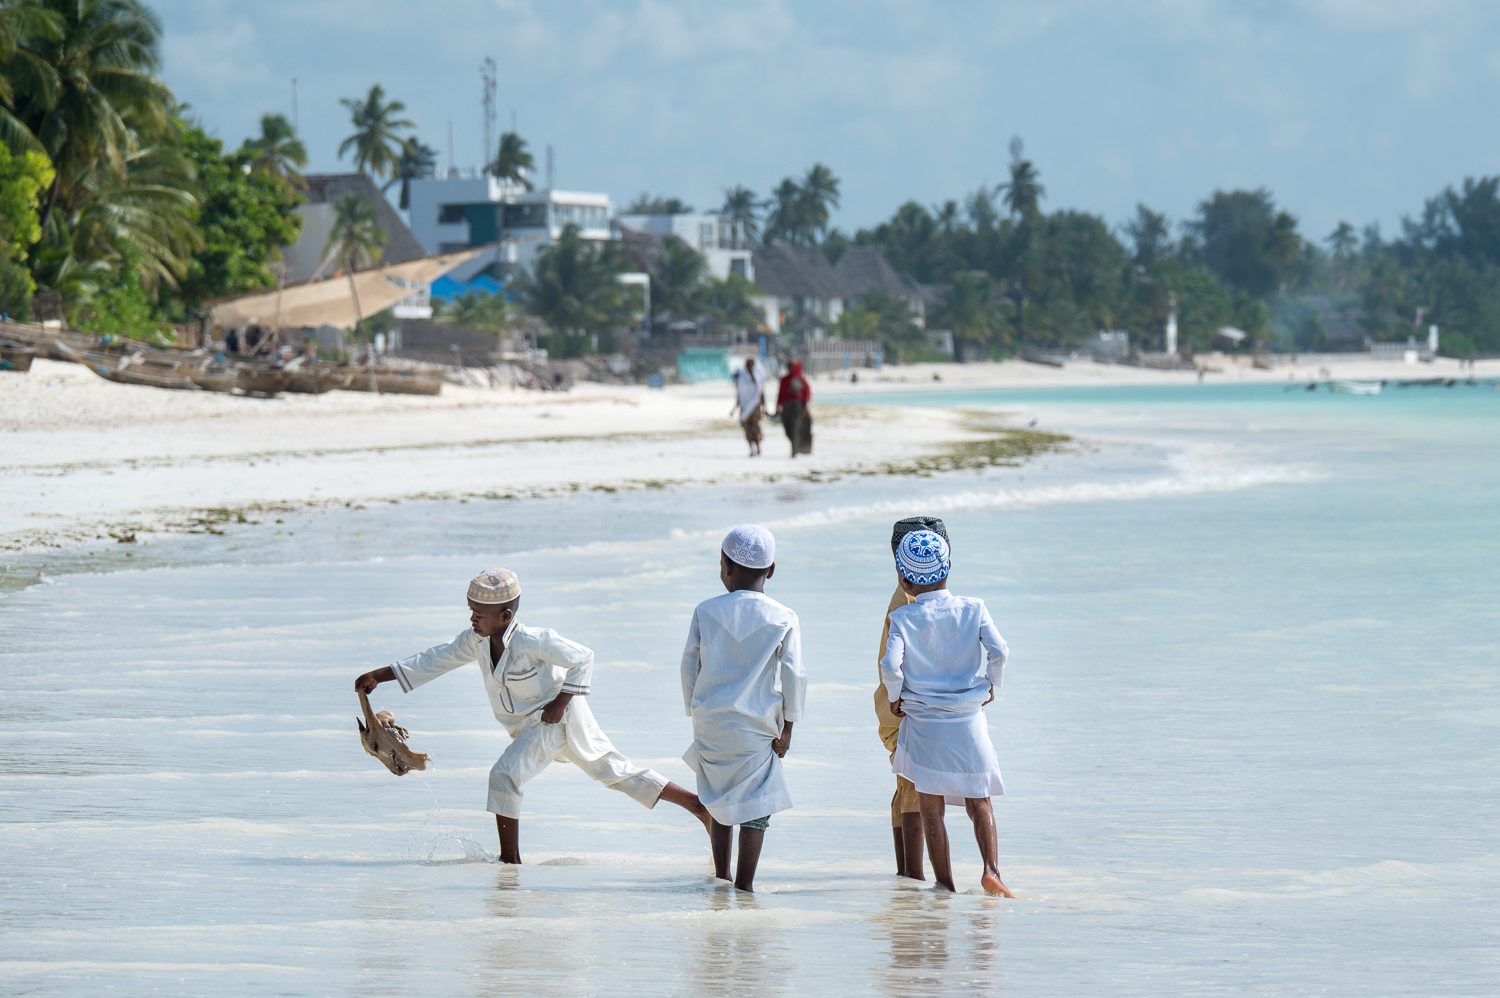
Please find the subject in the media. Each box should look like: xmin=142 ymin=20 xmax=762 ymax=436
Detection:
xmin=4 ymin=353 xmax=1492 ymax=553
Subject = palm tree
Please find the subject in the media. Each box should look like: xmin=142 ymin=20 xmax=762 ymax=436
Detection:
xmin=1000 ymin=158 xmax=1045 ymax=218
xmin=1326 ymin=221 xmax=1356 ymax=260
xmin=488 ymin=130 xmax=533 ymax=190
xmin=338 ymin=83 xmax=413 ymax=180
xmin=933 ymin=271 xmax=1008 ymax=359
xmin=7 ymin=0 xmax=175 ymax=234
xmin=384 ymin=136 xmax=435 ymax=210
xmin=800 ymin=162 xmax=840 ymax=241
xmin=514 ymin=222 xmax=628 ymax=334
xmin=323 ymin=192 xmax=386 ymax=352
xmin=437 ymin=289 xmax=509 ymax=332
xmin=241 ymin=112 xmax=307 ymax=183
xmin=718 ymin=184 xmax=761 ymax=245
xmin=0 ymin=0 xmax=61 ymax=152
xmin=651 ymin=235 xmax=705 ymax=316
xmin=765 ymin=177 xmax=806 ymax=244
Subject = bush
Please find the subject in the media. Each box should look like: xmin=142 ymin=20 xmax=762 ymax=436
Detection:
xmin=1438 ymin=331 xmax=1477 ymax=358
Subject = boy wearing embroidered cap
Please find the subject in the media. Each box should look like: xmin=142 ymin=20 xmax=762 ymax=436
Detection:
xmin=679 ymin=524 xmax=806 ymax=891
xmin=355 ymin=567 xmax=710 ymax=863
xmin=880 ymin=530 xmax=1017 ymax=896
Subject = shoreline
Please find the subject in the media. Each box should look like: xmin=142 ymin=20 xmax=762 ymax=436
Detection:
xmin=5 ymin=352 xmax=1490 ymax=556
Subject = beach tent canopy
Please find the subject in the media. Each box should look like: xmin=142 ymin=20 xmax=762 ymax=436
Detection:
xmin=207 ymin=246 xmax=487 ymax=330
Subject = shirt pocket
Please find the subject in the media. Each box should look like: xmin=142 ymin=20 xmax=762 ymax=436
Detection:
xmin=504 ymin=665 xmax=551 ymax=704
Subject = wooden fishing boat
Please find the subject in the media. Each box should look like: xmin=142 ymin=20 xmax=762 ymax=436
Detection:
xmin=284 ymin=365 xmax=350 ymax=394
xmin=55 ymin=342 xmax=200 ymax=391
xmin=188 ymin=368 xmax=240 ymax=394
xmin=340 ymin=367 xmax=443 ymax=395
xmin=235 ymin=368 xmax=293 ymax=396
xmin=0 ymin=338 xmax=36 ymax=372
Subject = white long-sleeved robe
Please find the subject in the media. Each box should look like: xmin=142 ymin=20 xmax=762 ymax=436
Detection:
xmin=392 ymin=619 xmax=666 ymax=818
xmin=680 ymin=590 xmax=805 ymax=826
xmin=880 ymin=589 xmax=1008 ymax=800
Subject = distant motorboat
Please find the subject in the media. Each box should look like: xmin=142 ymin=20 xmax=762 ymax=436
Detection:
xmin=1329 ymin=380 xmax=1383 ymax=395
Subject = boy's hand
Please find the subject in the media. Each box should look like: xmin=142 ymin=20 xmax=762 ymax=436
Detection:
xmin=891 ymin=698 xmax=905 ymax=717
xmin=540 ymin=691 xmax=574 ymax=724
xmin=982 ymin=685 xmax=995 ymax=706
xmin=771 ymin=721 xmax=793 ymax=758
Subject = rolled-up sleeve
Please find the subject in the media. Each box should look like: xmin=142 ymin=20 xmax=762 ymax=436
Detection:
xmin=534 ymin=628 xmax=594 ymax=696
xmin=679 ymin=610 xmax=702 ymax=716
xmin=777 ymin=617 xmax=807 ymax=723
xmin=392 ymin=629 xmax=483 ymax=692
xmin=879 ymin=622 xmax=906 ymax=703
xmin=979 ymin=606 xmax=1008 ymax=690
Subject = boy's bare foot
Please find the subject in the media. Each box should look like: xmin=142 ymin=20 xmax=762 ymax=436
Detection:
xmin=980 ymin=871 xmax=1015 ymax=897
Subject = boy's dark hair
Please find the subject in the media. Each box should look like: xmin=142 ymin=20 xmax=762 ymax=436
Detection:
xmin=892 ymin=516 xmax=948 ymax=550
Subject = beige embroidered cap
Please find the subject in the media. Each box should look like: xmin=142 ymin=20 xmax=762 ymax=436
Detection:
xmin=467 ymin=568 xmax=521 ymax=604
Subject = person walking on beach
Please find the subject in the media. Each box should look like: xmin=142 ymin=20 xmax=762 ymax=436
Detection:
xmin=880 ymin=530 xmax=1017 ymax=897
xmin=680 ymin=525 xmax=805 ymax=891
xmin=730 ymin=357 xmax=766 ymax=457
xmin=354 ymin=568 xmax=711 ymax=863
xmin=775 ymin=359 xmax=813 ymax=458
xmin=877 ymin=516 xmax=951 ymax=880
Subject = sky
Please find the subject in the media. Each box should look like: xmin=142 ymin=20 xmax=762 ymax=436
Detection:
xmin=156 ymin=0 xmax=1500 ymax=244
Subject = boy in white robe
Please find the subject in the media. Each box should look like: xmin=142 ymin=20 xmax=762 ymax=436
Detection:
xmin=680 ymin=524 xmax=806 ymax=891
xmin=356 ymin=568 xmax=710 ymax=863
xmin=880 ymin=530 xmax=1016 ymax=897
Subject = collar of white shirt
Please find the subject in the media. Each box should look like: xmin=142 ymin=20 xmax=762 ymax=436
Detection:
xmin=489 ymin=618 xmax=521 ymax=672
xmin=914 ymin=589 xmax=951 ymax=603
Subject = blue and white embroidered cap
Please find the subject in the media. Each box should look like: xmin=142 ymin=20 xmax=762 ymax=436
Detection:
xmin=722 ymin=524 xmax=775 ymax=569
xmin=895 ymin=529 xmax=950 ymax=585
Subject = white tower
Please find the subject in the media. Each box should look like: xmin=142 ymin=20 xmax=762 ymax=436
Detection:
xmin=1165 ymin=296 xmax=1179 ymax=355
xmin=1428 ymin=324 xmax=1439 ymax=355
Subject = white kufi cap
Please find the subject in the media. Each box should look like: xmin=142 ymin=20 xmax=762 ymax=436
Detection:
xmin=721 ymin=524 xmax=775 ymax=570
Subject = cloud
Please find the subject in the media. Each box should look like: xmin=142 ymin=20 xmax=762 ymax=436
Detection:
xmin=151 ymin=0 xmax=1500 ymax=241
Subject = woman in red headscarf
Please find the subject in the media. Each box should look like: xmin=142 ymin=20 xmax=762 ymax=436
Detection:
xmin=775 ymin=359 xmax=813 ymax=457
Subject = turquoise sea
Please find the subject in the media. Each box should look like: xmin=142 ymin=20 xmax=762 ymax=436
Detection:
xmin=2 ymin=382 xmax=1496 ymax=996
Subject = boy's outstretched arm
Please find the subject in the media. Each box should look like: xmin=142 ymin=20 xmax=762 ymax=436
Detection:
xmin=355 ymin=667 xmax=396 ymax=694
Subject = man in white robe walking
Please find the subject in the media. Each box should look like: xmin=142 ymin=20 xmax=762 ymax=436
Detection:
xmin=680 ymin=525 xmax=805 ymax=891
xmin=356 ymin=568 xmax=710 ymax=864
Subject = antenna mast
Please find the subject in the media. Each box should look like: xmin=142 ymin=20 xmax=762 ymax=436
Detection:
xmin=481 ymin=57 xmax=497 ymax=175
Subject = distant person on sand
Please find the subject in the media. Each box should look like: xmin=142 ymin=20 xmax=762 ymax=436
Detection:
xmin=354 ymin=568 xmax=710 ymax=863
xmin=881 ymin=530 xmax=1016 ymax=896
xmin=680 ymin=525 xmax=805 ymax=891
xmin=775 ymin=359 xmax=813 ymax=457
xmin=877 ymin=516 xmax=952 ymax=881
xmin=730 ymin=357 xmax=766 ymax=457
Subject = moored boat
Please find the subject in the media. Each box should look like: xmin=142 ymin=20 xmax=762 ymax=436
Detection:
xmin=55 ymin=342 xmax=200 ymax=391
xmin=1329 ymin=380 xmax=1383 ymax=395
xmin=0 ymin=338 xmax=36 ymax=372
xmin=284 ymin=365 xmax=350 ymax=394
xmin=235 ymin=368 xmax=293 ymax=396
xmin=340 ymin=367 xmax=442 ymax=396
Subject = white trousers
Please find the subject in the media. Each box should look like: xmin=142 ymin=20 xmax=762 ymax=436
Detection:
xmin=487 ymin=698 xmax=667 ymax=819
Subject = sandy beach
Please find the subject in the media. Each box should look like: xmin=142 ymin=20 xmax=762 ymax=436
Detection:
xmin=3 ymin=352 xmax=1492 ymax=553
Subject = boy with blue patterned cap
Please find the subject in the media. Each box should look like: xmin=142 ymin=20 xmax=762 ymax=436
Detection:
xmin=680 ymin=524 xmax=806 ymax=891
xmin=880 ymin=530 xmax=1016 ymax=896
xmin=356 ymin=568 xmax=710 ymax=864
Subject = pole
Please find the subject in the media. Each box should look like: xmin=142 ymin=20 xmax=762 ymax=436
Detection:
xmin=291 ymin=79 xmax=298 ymax=132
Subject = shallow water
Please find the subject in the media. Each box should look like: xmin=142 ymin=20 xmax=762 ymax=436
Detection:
xmin=2 ymin=384 xmax=1497 ymax=996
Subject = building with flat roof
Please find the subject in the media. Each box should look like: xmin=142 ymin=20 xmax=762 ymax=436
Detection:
xmin=615 ymin=213 xmax=752 ymax=282
xmin=407 ymin=171 xmax=615 ymax=285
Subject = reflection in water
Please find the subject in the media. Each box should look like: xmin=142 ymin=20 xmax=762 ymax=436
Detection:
xmin=681 ymin=886 xmax=794 ymax=998
xmin=874 ymin=890 xmax=1001 ymax=998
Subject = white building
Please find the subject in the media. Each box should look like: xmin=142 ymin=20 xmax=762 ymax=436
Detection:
xmin=406 ymin=171 xmax=615 ymax=284
xmin=615 ymin=213 xmax=753 ymax=281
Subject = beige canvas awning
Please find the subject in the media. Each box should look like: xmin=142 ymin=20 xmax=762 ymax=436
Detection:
xmin=208 ymin=246 xmax=489 ymax=329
